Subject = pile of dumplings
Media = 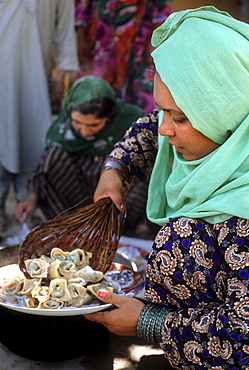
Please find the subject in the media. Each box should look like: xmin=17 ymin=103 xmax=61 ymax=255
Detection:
xmin=2 ymin=247 xmax=114 ymax=309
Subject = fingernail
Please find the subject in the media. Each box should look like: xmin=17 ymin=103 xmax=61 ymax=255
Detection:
xmin=97 ymin=290 xmax=106 ymax=299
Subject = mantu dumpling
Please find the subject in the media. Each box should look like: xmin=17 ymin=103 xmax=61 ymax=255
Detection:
xmin=23 ymin=296 xmax=39 ymax=308
xmin=66 ymin=294 xmax=92 ymax=307
xmin=68 ymin=249 xmax=92 ymax=269
xmin=24 ymin=258 xmax=50 ymax=278
xmin=67 ymin=276 xmax=87 ymax=287
xmin=50 ymin=247 xmax=69 ymax=261
xmin=47 ymin=259 xmax=61 ymax=279
xmin=3 ymin=279 xmax=24 ymax=295
xmin=38 ymin=299 xmax=64 ymax=309
xmin=2 ymin=293 xmax=18 ymax=304
xmin=49 ymin=278 xmax=71 ymax=301
xmin=48 ymin=259 xmax=77 ymax=279
xmin=76 ymin=265 xmax=104 ymax=283
xmin=31 ymin=285 xmax=50 ymax=303
xmin=87 ymin=280 xmax=114 ymax=298
xmin=58 ymin=260 xmax=77 ymax=279
xmin=67 ymin=278 xmax=88 ymax=299
xmin=39 ymin=255 xmax=53 ymax=264
xmin=21 ymin=278 xmax=41 ymax=295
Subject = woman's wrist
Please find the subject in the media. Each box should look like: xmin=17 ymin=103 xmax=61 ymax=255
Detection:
xmin=137 ymin=304 xmax=172 ymax=343
xmin=101 ymin=158 xmax=129 ymax=179
xmin=27 ymin=192 xmax=39 ymax=206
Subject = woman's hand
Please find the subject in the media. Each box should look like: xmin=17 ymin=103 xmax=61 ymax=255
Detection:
xmin=94 ymin=170 xmax=126 ymax=211
xmin=84 ymin=290 xmax=145 ymax=336
xmin=14 ymin=192 xmax=38 ymax=223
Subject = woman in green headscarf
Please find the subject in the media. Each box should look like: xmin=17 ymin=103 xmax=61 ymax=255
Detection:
xmin=84 ymin=7 xmax=249 ymax=369
xmin=15 ymin=76 xmax=149 ymax=234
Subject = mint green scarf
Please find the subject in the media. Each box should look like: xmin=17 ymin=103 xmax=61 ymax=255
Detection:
xmin=46 ymin=76 xmax=144 ymax=156
xmin=147 ymin=6 xmax=249 ymax=225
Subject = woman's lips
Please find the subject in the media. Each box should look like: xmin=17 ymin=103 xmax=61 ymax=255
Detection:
xmin=169 ymin=141 xmax=184 ymax=152
xmin=175 ymin=146 xmax=184 ymax=152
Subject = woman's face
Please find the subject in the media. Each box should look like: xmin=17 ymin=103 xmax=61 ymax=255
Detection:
xmin=71 ymin=111 xmax=108 ymax=138
xmin=154 ymin=72 xmax=220 ymax=161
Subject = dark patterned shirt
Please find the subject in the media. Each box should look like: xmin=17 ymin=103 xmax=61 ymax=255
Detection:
xmin=108 ymin=110 xmax=158 ymax=183
xmin=107 ymin=112 xmax=249 ymax=369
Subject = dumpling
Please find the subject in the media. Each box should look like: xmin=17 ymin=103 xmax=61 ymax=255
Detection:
xmin=39 ymin=255 xmax=53 ymax=264
xmin=49 ymin=278 xmax=71 ymax=301
xmin=58 ymin=261 xmax=77 ymax=279
xmin=47 ymin=259 xmax=61 ymax=279
xmin=67 ymin=280 xmax=88 ymax=299
xmin=75 ymin=265 xmax=104 ymax=283
xmin=87 ymin=280 xmax=113 ymax=299
xmin=68 ymin=249 xmax=92 ymax=269
xmin=23 ymin=296 xmax=39 ymax=308
xmin=21 ymin=278 xmax=41 ymax=295
xmin=31 ymin=285 xmax=50 ymax=303
xmin=50 ymin=248 xmax=69 ymax=261
xmin=67 ymin=276 xmax=87 ymax=287
xmin=38 ymin=299 xmax=64 ymax=309
xmin=3 ymin=293 xmax=19 ymax=304
xmin=66 ymin=294 xmax=92 ymax=307
xmin=24 ymin=259 xmax=50 ymax=278
xmin=3 ymin=279 xmax=24 ymax=295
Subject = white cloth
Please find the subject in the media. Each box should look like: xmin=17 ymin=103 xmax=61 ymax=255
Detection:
xmin=0 ymin=0 xmax=79 ymax=174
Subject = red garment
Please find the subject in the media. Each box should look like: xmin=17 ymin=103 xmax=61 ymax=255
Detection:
xmin=74 ymin=0 xmax=172 ymax=113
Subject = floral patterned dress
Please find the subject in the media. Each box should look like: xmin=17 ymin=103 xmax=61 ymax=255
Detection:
xmin=107 ymin=110 xmax=249 ymax=369
xmin=74 ymin=0 xmax=172 ymax=113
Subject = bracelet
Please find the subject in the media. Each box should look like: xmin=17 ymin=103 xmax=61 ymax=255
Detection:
xmin=101 ymin=159 xmax=128 ymax=179
xmin=137 ymin=304 xmax=172 ymax=343
xmin=103 ymin=160 xmax=123 ymax=170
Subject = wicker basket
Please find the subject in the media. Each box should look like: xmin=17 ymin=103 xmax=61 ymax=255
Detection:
xmin=18 ymin=197 xmax=126 ymax=278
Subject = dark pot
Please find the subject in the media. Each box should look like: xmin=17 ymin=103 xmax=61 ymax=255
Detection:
xmin=0 ymin=306 xmax=110 ymax=362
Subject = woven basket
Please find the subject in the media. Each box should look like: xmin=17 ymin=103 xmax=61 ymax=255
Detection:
xmin=18 ymin=197 xmax=126 ymax=278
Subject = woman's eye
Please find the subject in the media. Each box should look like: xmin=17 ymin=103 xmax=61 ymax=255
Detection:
xmin=172 ymin=118 xmax=188 ymax=123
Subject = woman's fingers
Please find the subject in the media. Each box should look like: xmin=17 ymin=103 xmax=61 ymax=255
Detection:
xmin=84 ymin=291 xmax=144 ymax=336
xmin=94 ymin=170 xmax=125 ymax=210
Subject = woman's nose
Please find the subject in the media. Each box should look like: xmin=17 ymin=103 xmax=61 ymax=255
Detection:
xmin=158 ymin=115 xmax=175 ymax=136
xmin=80 ymin=126 xmax=92 ymax=137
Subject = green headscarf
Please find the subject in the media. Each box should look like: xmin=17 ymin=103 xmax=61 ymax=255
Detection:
xmin=46 ymin=76 xmax=144 ymax=156
xmin=147 ymin=6 xmax=249 ymax=225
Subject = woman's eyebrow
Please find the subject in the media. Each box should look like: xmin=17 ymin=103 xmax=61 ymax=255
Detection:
xmin=162 ymin=108 xmax=184 ymax=114
xmin=155 ymin=102 xmax=184 ymax=115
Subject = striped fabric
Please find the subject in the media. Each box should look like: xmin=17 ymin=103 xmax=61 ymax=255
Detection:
xmin=29 ymin=146 xmax=149 ymax=227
